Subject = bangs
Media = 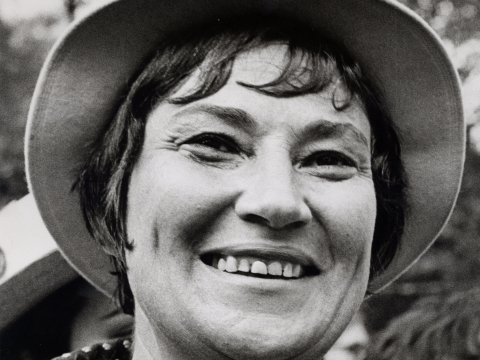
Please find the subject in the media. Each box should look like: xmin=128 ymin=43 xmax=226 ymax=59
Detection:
xmin=169 ymin=42 xmax=344 ymax=104
xmin=155 ymin=17 xmax=358 ymax=109
xmin=237 ymin=46 xmax=339 ymax=98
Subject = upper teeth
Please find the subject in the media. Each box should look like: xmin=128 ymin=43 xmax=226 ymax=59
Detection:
xmin=214 ymin=255 xmax=303 ymax=278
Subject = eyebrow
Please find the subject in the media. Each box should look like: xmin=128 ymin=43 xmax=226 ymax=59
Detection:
xmin=302 ymin=120 xmax=370 ymax=149
xmin=174 ymin=104 xmax=369 ymax=148
xmin=174 ymin=104 xmax=256 ymax=130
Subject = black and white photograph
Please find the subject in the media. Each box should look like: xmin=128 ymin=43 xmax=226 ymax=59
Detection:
xmin=0 ymin=0 xmax=479 ymax=359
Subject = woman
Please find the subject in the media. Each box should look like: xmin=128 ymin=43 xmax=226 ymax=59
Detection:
xmin=25 ymin=0 xmax=465 ymax=359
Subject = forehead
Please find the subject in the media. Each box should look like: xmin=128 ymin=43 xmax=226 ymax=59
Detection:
xmin=232 ymin=44 xmax=339 ymax=87
xmin=231 ymin=44 xmax=300 ymax=85
xmin=171 ymin=44 xmax=370 ymax=141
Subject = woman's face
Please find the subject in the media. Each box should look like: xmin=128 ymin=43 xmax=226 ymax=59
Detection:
xmin=126 ymin=45 xmax=376 ymax=359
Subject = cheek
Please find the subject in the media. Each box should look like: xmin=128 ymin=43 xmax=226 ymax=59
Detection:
xmin=310 ymin=180 xmax=376 ymax=270
xmin=126 ymin=155 xmax=236 ymax=261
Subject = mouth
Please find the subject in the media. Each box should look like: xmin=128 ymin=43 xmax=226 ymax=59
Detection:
xmin=200 ymin=247 xmax=320 ymax=280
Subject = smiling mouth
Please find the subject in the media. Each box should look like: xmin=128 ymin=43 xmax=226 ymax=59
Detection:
xmin=200 ymin=253 xmax=320 ymax=279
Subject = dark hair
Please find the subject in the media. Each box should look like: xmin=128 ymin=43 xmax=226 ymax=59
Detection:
xmin=77 ymin=16 xmax=407 ymax=315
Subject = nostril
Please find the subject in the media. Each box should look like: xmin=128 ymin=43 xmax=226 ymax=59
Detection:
xmin=241 ymin=213 xmax=308 ymax=231
xmin=243 ymin=214 xmax=270 ymax=226
xmin=234 ymin=180 xmax=313 ymax=229
xmin=286 ymin=221 xmax=306 ymax=231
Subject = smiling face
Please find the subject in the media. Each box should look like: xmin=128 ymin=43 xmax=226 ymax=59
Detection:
xmin=126 ymin=45 xmax=376 ymax=359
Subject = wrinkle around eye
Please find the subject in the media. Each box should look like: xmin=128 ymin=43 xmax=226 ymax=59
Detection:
xmin=300 ymin=165 xmax=358 ymax=181
xmin=178 ymin=142 xmax=246 ymax=170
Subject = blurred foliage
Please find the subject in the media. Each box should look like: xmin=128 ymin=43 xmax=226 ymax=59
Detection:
xmin=401 ymin=0 xmax=479 ymax=42
xmin=0 ymin=7 xmax=67 ymax=209
xmin=363 ymin=0 xmax=480 ymax=333
xmin=366 ymin=287 xmax=480 ymax=359
xmin=0 ymin=0 xmax=480 ymax=326
xmin=382 ymin=0 xmax=480 ymax=293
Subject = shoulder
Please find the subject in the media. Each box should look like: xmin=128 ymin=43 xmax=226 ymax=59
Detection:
xmin=52 ymin=339 xmax=132 ymax=360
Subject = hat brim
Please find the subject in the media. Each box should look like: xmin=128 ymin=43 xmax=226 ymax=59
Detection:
xmin=0 ymin=195 xmax=78 ymax=330
xmin=0 ymin=251 xmax=78 ymax=330
xmin=26 ymin=0 xmax=465 ymax=297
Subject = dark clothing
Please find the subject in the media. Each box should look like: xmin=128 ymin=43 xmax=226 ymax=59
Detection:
xmin=52 ymin=339 xmax=131 ymax=360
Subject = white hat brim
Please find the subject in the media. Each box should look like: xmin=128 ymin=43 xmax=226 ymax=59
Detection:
xmin=0 ymin=195 xmax=78 ymax=330
xmin=26 ymin=0 xmax=465 ymax=297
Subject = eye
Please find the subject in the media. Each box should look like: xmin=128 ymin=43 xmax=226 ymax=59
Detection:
xmin=188 ymin=133 xmax=239 ymax=153
xmin=299 ymin=151 xmax=358 ymax=180
xmin=180 ymin=133 xmax=245 ymax=165
xmin=303 ymin=151 xmax=355 ymax=168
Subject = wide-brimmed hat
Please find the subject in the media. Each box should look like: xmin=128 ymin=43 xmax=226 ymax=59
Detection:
xmin=26 ymin=0 xmax=465 ymax=297
xmin=0 ymin=195 xmax=78 ymax=330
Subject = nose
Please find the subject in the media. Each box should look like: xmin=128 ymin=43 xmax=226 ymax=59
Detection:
xmin=235 ymin=152 xmax=313 ymax=230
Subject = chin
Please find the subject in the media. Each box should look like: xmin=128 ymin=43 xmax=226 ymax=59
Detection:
xmin=191 ymin=311 xmax=339 ymax=360
xmin=209 ymin=330 xmax=323 ymax=360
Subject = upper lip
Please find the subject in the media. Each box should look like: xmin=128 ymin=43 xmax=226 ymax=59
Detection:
xmin=200 ymin=244 xmax=321 ymax=271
